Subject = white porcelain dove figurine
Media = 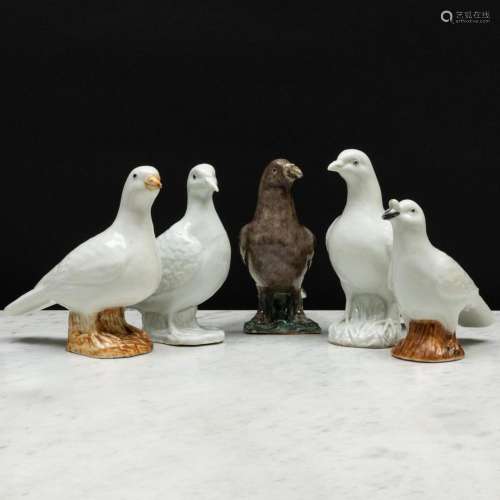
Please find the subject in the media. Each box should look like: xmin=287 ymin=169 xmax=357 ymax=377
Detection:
xmin=4 ymin=166 xmax=163 ymax=358
xmin=383 ymin=199 xmax=494 ymax=333
xmin=134 ymin=163 xmax=231 ymax=346
xmin=326 ymin=149 xmax=402 ymax=348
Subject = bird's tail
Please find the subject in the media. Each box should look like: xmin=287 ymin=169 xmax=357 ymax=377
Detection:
xmin=4 ymin=287 xmax=53 ymax=315
xmin=459 ymin=294 xmax=495 ymax=328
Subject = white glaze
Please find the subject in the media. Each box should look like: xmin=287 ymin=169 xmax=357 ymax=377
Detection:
xmin=326 ymin=150 xmax=402 ymax=347
xmin=4 ymin=167 xmax=162 ymax=316
xmin=134 ymin=164 xmax=231 ymax=345
xmin=384 ymin=199 xmax=494 ymax=332
xmin=1 ymin=309 xmax=500 ymax=500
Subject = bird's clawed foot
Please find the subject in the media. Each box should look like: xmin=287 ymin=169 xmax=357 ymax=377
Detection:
xmin=244 ymin=312 xmax=320 ymax=334
xmin=290 ymin=312 xmax=322 ymax=334
xmin=147 ymin=307 xmax=225 ymax=346
xmin=288 ymin=290 xmax=321 ymax=334
xmin=243 ymin=310 xmax=277 ymax=334
xmin=244 ymin=289 xmax=321 ymax=334
xmin=292 ymin=310 xmax=311 ymax=324
xmin=250 ymin=310 xmax=270 ymax=325
xmin=154 ymin=323 xmax=225 ymax=346
xmin=67 ymin=308 xmax=153 ymax=358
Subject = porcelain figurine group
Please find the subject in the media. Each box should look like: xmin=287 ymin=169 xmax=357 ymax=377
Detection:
xmin=5 ymin=164 xmax=230 ymax=357
xmin=3 ymin=150 xmax=494 ymax=363
xmin=326 ymin=149 xmax=493 ymax=361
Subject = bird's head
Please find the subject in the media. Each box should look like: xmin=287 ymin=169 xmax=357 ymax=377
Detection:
xmin=187 ymin=163 xmax=219 ymax=200
xmin=121 ymin=165 xmax=162 ymax=212
xmin=260 ymin=159 xmax=303 ymax=190
xmin=327 ymin=149 xmax=375 ymax=184
xmin=382 ymin=199 xmax=426 ymax=233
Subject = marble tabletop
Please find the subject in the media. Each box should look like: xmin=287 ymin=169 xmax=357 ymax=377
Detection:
xmin=1 ymin=310 xmax=499 ymax=500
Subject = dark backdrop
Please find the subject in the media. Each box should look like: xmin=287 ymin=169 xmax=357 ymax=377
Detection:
xmin=2 ymin=2 xmax=499 ymax=310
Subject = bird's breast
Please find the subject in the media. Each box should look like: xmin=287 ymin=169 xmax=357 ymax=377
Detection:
xmin=328 ymin=216 xmax=390 ymax=290
xmin=121 ymin=238 xmax=161 ymax=297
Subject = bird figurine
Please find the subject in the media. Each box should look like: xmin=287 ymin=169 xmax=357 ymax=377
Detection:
xmin=326 ymin=149 xmax=401 ymax=348
xmin=4 ymin=166 xmax=163 ymax=358
xmin=240 ymin=158 xmax=320 ymax=334
xmin=326 ymin=149 xmax=402 ymax=348
xmin=383 ymin=198 xmax=495 ymax=362
xmin=134 ymin=163 xmax=231 ymax=346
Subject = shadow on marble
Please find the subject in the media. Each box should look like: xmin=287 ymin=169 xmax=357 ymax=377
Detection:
xmin=12 ymin=336 xmax=66 ymax=348
xmin=460 ymin=337 xmax=488 ymax=346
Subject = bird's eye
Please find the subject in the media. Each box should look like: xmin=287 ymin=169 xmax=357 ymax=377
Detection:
xmin=193 ymin=174 xmax=197 ymax=180
xmin=272 ymin=168 xmax=277 ymax=174
xmin=411 ymin=209 xmax=416 ymax=214
xmin=353 ymin=160 xmax=359 ymax=166
xmin=133 ymin=173 xmax=137 ymax=179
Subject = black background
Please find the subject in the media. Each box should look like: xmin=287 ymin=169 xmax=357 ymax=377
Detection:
xmin=2 ymin=2 xmax=499 ymax=310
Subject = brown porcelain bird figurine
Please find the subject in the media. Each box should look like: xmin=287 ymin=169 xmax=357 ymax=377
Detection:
xmin=240 ymin=159 xmax=321 ymax=334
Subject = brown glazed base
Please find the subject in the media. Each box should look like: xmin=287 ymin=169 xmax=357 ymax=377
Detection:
xmin=391 ymin=319 xmax=464 ymax=363
xmin=67 ymin=307 xmax=153 ymax=359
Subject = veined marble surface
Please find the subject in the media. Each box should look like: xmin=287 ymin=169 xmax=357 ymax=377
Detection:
xmin=1 ymin=310 xmax=499 ymax=500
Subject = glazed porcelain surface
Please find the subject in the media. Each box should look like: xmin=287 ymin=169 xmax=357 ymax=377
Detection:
xmin=1 ymin=310 xmax=499 ymax=500
xmin=3 ymin=166 xmax=162 ymax=358
xmin=384 ymin=199 xmax=494 ymax=333
xmin=4 ymin=166 xmax=162 ymax=316
xmin=240 ymin=159 xmax=320 ymax=334
xmin=134 ymin=164 xmax=231 ymax=346
xmin=326 ymin=149 xmax=401 ymax=348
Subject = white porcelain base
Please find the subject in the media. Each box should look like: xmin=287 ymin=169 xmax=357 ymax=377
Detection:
xmin=141 ymin=308 xmax=225 ymax=346
xmin=329 ymin=293 xmax=403 ymax=348
xmin=328 ymin=318 xmax=403 ymax=348
xmin=151 ymin=328 xmax=225 ymax=346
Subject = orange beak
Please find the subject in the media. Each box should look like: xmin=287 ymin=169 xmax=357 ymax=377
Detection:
xmin=144 ymin=175 xmax=162 ymax=190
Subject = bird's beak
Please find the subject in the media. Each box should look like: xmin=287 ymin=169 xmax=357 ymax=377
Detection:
xmin=205 ymin=176 xmax=219 ymax=192
xmin=327 ymin=160 xmax=343 ymax=172
xmin=144 ymin=175 xmax=162 ymax=190
xmin=382 ymin=208 xmax=400 ymax=220
xmin=285 ymin=163 xmax=303 ymax=180
xmin=382 ymin=200 xmax=401 ymax=220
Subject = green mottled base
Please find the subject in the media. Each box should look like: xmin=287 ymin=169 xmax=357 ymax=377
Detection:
xmin=244 ymin=317 xmax=321 ymax=335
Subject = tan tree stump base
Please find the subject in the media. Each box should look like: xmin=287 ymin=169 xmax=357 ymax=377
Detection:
xmin=391 ymin=319 xmax=464 ymax=363
xmin=67 ymin=307 xmax=153 ymax=359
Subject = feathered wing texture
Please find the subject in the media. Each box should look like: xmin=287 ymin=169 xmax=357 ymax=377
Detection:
xmin=435 ymin=251 xmax=478 ymax=303
xmin=5 ymin=230 xmax=128 ymax=315
xmin=39 ymin=231 xmax=129 ymax=288
xmin=434 ymin=250 xmax=494 ymax=327
xmin=239 ymin=224 xmax=249 ymax=265
xmin=300 ymin=226 xmax=315 ymax=297
xmin=302 ymin=226 xmax=315 ymax=271
xmin=153 ymin=223 xmax=203 ymax=296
